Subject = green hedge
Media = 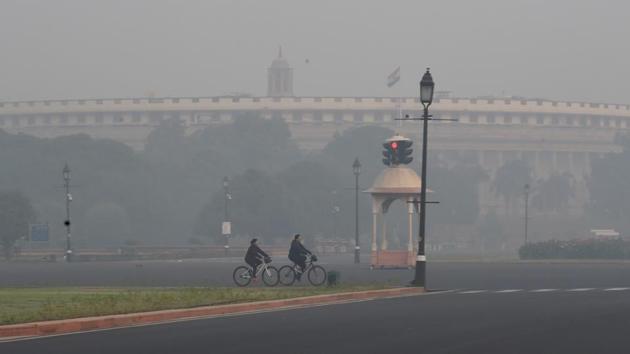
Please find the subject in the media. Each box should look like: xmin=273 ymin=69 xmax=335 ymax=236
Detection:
xmin=519 ymin=238 xmax=630 ymax=259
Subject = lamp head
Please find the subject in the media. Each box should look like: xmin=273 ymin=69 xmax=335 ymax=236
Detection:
xmin=420 ymin=68 xmax=435 ymax=107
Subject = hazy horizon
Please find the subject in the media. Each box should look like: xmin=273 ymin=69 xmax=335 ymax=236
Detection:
xmin=1 ymin=0 xmax=628 ymax=103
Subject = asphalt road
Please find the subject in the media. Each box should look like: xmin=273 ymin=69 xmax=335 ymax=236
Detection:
xmin=5 ymin=257 xmax=630 ymax=353
xmin=4 ymin=287 xmax=630 ymax=354
xmin=3 ymin=256 xmax=630 ymax=290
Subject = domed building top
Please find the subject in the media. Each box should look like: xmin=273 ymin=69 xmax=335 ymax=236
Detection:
xmin=267 ymin=46 xmax=294 ymax=97
xmin=270 ymin=46 xmax=290 ymax=69
xmin=366 ymin=165 xmax=429 ymax=195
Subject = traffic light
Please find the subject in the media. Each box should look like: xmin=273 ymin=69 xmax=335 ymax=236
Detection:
xmin=396 ymin=140 xmax=413 ymax=165
xmin=383 ymin=137 xmax=413 ymax=166
xmin=382 ymin=141 xmax=397 ymax=166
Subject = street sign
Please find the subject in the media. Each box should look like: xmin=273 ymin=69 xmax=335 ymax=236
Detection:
xmin=29 ymin=223 xmax=50 ymax=242
xmin=222 ymin=221 xmax=231 ymax=235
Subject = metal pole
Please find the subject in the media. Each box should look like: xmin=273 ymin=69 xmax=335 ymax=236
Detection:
xmin=524 ymin=185 xmax=529 ymax=245
xmin=412 ymin=106 xmax=429 ymax=287
xmin=223 ymin=177 xmax=230 ymax=255
xmin=63 ymin=165 xmax=72 ymax=262
xmin=354 ymin=169 xmax=360 ymax=264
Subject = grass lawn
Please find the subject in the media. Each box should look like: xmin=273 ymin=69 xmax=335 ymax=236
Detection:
xmin=0 ymin=284 xmax=389 ymax=325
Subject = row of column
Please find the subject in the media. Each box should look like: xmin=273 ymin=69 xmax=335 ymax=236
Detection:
xmin=371 ymin=197 xmax=418 ymax=253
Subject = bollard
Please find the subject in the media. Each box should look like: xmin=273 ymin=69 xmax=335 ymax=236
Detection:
xmin=327 ymin=270 xmax=340 ymax=286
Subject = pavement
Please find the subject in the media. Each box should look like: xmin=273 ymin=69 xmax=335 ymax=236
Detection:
xmin=4 ymin=256 xmax=630 ymax=353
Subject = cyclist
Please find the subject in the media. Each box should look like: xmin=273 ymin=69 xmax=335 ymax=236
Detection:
xmin=289 ymin=234 xmax=313 ymax=280
xmin=245 ymin=238 xmax=270 ymax=278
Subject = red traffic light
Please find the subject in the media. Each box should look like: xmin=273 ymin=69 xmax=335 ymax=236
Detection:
xmin=391 ymin=141 xmax=398 ymax=150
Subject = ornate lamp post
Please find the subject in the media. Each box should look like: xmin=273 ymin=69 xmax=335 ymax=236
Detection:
xmin=63 ymin=163 xmax=73 ymax=262
xmin=223 ymin=176 xmax=231 ymax=255
xmin=412 ymin=68 xmax=435 ymax=287
xmin=524 ymin=184 xmax=530 ymax=245
xmin=353 ymin=157 xmax=362 ymax=264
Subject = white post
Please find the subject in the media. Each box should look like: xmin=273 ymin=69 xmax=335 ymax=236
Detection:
xmin=408 ymin=199 xmax=414 ymax=252
xmin=371 ymin=212 xmax=378 ymax=252
xmin=381 ymin=217 xmax=388 ymax=250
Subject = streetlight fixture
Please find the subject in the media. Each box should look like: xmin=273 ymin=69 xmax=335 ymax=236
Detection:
xmin=222 ymin=177 xmax=231 ymax=255
xmin=62 ymin=163 xmax=73 ymax=262
xmin=412 ymin=68 xmax=435 ymax=287
xmin=524 ymin=184 xmax=530 ymax=245
xmin=352 ymin=157 xmax=362 ymax=264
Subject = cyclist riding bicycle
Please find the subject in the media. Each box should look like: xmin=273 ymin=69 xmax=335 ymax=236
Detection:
xmin=288 ymin=234 xmax=315 ymax=280
xmin=245 ymin=238 xmax=270 ymax=278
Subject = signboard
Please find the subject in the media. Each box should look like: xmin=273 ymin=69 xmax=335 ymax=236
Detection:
xmin=222 ymin=221 xmax=232 ymax=236
xmin=29 ymin=223 xmax=50 ymax=242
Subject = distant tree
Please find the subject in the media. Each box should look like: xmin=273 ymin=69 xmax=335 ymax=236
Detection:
xmin=532 ymin=173 xmax=574 ymax=212
xmin=588 ymin=135 xmax=630 ymax=230
xmin=477 ymin=211 xmax=504 ymax=250
xmin=277 ymin=160 xmax=344 ymax=237
xmin=195 ymin=169 xmax=289 ymax=243
xmin=190 ymin=112 xmax=302 ymax=175
xmin=84 ymin=202 xmax=130 ymax=246
xmin=428 ymin=156 xmax=488 ymax=225
xmin=0 ymin=191 xmax=36 ymax=259
xmin=144 ymin=118 xmax=189 ymax=164
xmin=319 ymin=125 xmax=395 ymax=183
xmin=492 ymin=159 xmax=531 ymax=213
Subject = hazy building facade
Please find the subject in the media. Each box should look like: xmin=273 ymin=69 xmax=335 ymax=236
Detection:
xmin=2 ymin=53 xmax=630 ymax=218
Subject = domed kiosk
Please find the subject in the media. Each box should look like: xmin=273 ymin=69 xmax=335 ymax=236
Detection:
xmin=366 ymin=135 xmax=429 ymax=269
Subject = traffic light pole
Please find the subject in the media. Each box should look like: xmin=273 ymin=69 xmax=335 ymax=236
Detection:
xmin=223 ymin=177 xmax=230 ymax=255
xmin=412 ymin=106 xmax=430 ymax=287
xmin=354 ymin=169 xmax=360 ymax=264
xmin=63 ymin=164 xmax=73 ymax=262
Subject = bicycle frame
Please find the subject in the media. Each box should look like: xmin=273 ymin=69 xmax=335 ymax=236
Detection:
xmin=245 ymin=257 xmax=272 ymax=279
xmin=291 ymin=255 xmax=314 ymax=273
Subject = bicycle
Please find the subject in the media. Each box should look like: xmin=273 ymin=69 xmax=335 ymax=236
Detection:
xmin=278 ymin=254 xmax=327 ymax=286
xmin=232 ymin=256 xmax=279 ymax=287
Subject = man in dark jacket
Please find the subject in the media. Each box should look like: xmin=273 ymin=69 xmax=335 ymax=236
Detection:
xmin=245 ymin=238 xmax=269 ymax=278
xmin=289 ymin=234 xmax=312 ymax=278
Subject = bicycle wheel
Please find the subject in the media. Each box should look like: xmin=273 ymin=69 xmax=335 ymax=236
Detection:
xmin=233 ymin=265 xmax=252 ymax=287
xmin=262 ymin=266 xmax=280 ymax=287
xmin=308 ymin=265 xmax=327 ymax=286
xmin=278 ymin=265 xmax=296 ymax=286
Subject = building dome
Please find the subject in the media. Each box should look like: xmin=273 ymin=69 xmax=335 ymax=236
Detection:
xmin=270 ymin=46 xmax=290 ymax=68
xmin=267 ymin=46 xmax=294 ymax=97
xmin=366 ymin=166 xmax=424 ymax=195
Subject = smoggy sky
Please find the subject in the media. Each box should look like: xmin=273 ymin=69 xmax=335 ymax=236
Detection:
xmin=1 ymin=0 xmax=628 ymax=103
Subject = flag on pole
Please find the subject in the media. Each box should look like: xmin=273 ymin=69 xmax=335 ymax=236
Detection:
xmin=387 ymin=66 xmax=400 ymax=87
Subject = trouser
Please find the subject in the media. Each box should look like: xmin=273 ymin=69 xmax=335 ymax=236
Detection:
xmin=290 ymin=255 xmax=307 ymax=273
xmin=246 ymin=259 xmax=261 ymax=277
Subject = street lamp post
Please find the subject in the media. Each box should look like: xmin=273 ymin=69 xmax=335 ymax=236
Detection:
xmin=331 ymin=190 xmax=340 ymax=239
xmin=223 ymin=177 xmax=231 ymax=255
xmin=353 ymin=157 xmax=362 ymax=264
xmin=412 ymin=68 xmax=435 ymax=287
xmin=524 ymin=184 xmax=530 ymax=245
xmin=62 ymin=163 xmax=73 ymax=262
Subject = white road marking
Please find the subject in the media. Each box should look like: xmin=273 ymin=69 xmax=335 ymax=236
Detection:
xmin=530 ymin=289 xmax=558 ymax=293
xmin=495 ymin=289 xmax=523 ymax=293
xmin=567 ymin=288 xmax=596 ymax=292
xmin=458 ymin=290 xmax=487 ymax=294
xmin=604 ymin=287 xmax=630 ymax=291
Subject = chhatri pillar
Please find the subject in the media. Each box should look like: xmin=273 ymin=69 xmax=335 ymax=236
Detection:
xmin=366 ymin=165 xmax=425 ymax=269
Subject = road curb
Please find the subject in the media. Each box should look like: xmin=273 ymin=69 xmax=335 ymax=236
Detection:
xmin=0 ymin=287 xmax=424 ymax=339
